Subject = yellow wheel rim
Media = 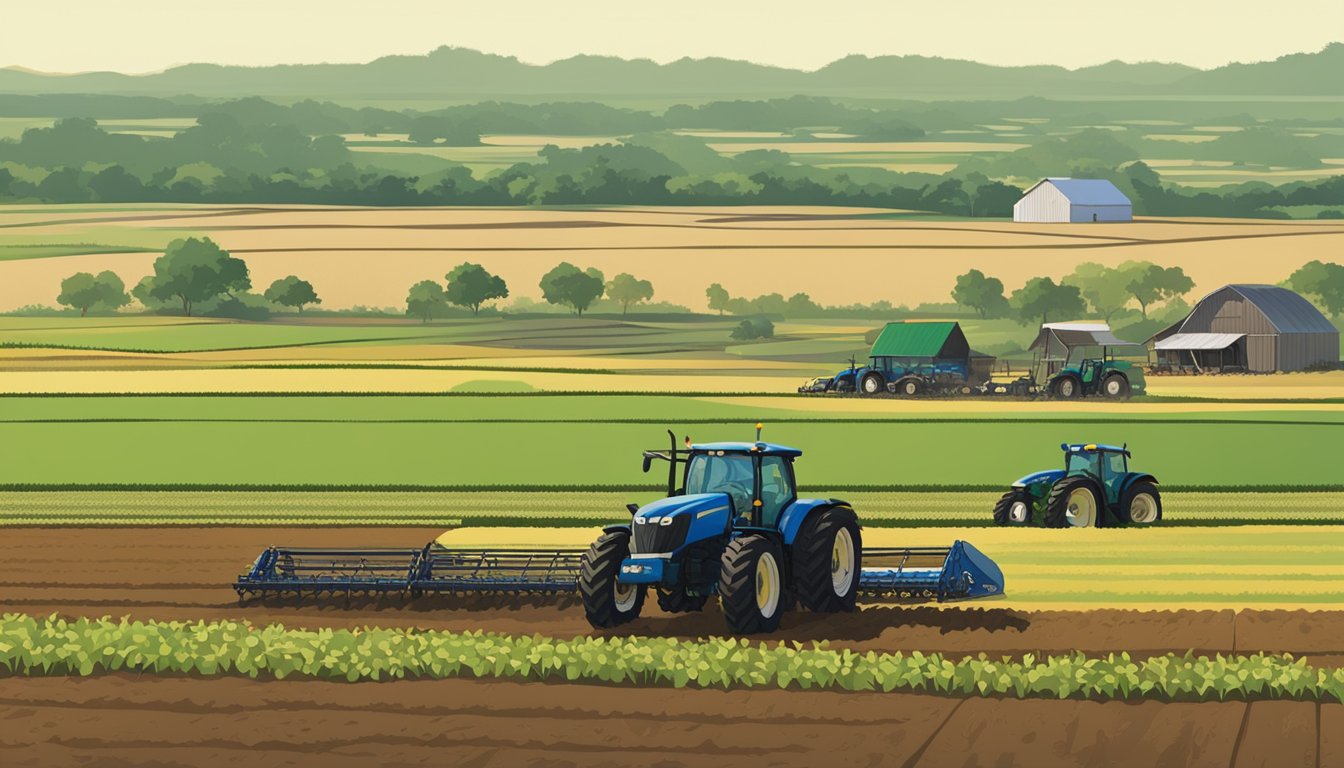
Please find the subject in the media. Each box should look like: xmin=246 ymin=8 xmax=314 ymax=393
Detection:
xmin=754 ymin=551 xmax=780 ymax=618
xmin=1065 ymin=487 xmax=1097 ymax=527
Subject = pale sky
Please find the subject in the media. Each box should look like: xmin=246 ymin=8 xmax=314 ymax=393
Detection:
xmin=8 ymin=1 xmax=1341 ymax=74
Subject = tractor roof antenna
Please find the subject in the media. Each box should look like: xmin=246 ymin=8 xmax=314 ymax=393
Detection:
xmin=756 ymin=422 xmax=764 ymax=442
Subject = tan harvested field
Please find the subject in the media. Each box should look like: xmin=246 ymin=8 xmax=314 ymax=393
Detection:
xmin=4 ymin=205 xmax=1343 ymax=313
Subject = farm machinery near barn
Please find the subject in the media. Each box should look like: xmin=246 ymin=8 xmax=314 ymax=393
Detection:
xmin=799 ymin=321 xmax=1146 ymax=399
xmin=992 ymin=443 xmax=1162 ymax=528
xmin=233 ymin=427 xmax=1006 ymax=634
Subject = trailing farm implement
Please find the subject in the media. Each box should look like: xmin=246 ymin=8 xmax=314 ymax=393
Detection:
xmin=234 ymin=427 xmax=1006 ymax=634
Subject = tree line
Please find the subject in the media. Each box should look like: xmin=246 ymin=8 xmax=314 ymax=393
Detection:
xmin=403 ymin=264 xmax=656 ymax=322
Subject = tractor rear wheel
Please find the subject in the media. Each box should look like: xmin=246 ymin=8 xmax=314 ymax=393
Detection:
xmin=1101 ymin=374 xmax=1130 ymax=399
xmin=792 ymin=505 xmax=861 ymax=613
xmin=1052 ymin=376 xmax=1082 ymax=399
xmin=992 ymin=489 xmax=1032 ymax=526
xmin=896 ymin=378 xmax=921 ymax=397
xmin=719 ymin=534 xmax=784 ymax=634
xmin=1119 ymin=481 xmax=1163 ymax=525
xmin=578 ymin=531 xmax=646 ymax=628
xmin=1044 ymin=477 xmax=1103 ymax=528
xmin=860 ymin=373 xmax=884 ymax=395
xmin=657 ymin=587 xmax=710 ymax=613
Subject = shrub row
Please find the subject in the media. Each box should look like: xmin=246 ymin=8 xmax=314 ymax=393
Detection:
xmin=2 ymin=614 xmax=1341 ymax=701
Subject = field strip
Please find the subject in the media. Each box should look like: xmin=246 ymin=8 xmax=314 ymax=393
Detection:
xmin=3 ymin=491 xmax=1342 ymax=526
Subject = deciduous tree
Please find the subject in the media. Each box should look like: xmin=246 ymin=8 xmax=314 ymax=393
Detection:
xmin=264 ymin=276 xmax=321 ymax=313
xmin=56 ymin=271 xmax=129 ymax=316
xmin=445 ymin=262 xmax=508 ymax=315
xmin=134 ymin=237 xmax=249 ymax=317
xmin=406 ymin=280 xmax=447 ymax=323
xmin=540 ymin=262 xmax=605 ymax=315
xmin=951 ymin=269 xmax=1009 ymax=319
xmin=1011 ymin=277 xmax=1086 ymax=326
xmin=605 ymin=273 xmax=654 ymax=315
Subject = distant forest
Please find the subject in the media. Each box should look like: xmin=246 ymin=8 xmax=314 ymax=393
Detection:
xmin=1 ymin=95 xmax=1342 ymax=216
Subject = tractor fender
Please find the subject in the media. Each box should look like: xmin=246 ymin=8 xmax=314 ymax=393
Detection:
xmin=602 ymin=524 xmax=632 ymax=536
xmin=1013 ymin=469 xmax=1066 ymax=490
xmin=1119 ymin=473 xmax=1159 ymax=496
xmin=777 ymin=499 xmax=851 ymax=547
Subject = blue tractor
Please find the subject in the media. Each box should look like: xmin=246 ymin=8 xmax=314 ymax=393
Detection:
xmin=992 ymin=443 xmax=1163 ymax=528
xmin=580 ymin=427 xmax=1005 ymax=633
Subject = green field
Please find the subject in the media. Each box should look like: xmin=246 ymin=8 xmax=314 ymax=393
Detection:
xmin=4 ymin=489 xmax=1341 ymax=527
xmin=1 ymin=394 xmax=1340 ymax=486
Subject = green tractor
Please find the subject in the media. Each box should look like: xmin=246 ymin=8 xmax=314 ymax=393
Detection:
xmin=1029 ymin=323 xmax=1147 ymax=400
xmin=992 ymin=443 xmax=1162 ymax=528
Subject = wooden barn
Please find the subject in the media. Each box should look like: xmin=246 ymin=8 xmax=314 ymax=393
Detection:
xmin=1148 ymin=284 xmax=1339 ymax=373
xmin=1013 ymin=178 xmax=1132 ymax=223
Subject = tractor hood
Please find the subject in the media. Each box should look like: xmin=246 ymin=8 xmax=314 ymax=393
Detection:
xmin=1013 ymin=469 xmax=1066 ymax=489
xmin=634 ymin=493 xmax=733 ymax=526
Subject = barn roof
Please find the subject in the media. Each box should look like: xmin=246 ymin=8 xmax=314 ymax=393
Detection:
xmin=1024 ymin=178 xmax=1131 ymax=206
xmin=870 ymin=321 xmax=961 ymax=357
xmin=1225 ymin=285 xmax=1338 ymax=334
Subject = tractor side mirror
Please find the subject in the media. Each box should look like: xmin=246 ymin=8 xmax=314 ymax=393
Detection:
xmin=626 ymin=503 xmax=640 ymax=516
xmin=642 ymin=456 xmax=653 ymax=473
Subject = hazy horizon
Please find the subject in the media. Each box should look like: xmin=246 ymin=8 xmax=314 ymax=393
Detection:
xmin=7 ymin=0 xmax=1342 ymax=75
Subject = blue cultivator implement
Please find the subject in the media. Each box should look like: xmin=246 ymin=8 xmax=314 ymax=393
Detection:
xmin=234 ymin=545 xmax=585 ymax=600
xmin=234 ymin=541 xmax=1000 ymax=604
xmin=233 ymin=428 xmax=1005 ymax=634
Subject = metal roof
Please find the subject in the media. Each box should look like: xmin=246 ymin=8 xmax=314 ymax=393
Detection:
xmin=691 ymin=442 xmax=802 ymax=457
xmin=870 ymin=321 xmax=960 ymax=357
xmin=1029 ymin=178 xmax=1132 ymax=207
xmin=1028 ymin=323 xmax=1137 ymax=351
xmin=1155 ymin=333 xmax=1245 ymax=351
xmin=1225 ymin=285 xmax=1338 ymax=334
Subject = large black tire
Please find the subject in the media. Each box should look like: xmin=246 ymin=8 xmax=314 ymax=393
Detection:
xmin=657 ymin=587 xmax=710 ymax=613
xmin=860 ymin=373 xmax=885 ymax=396
xmin=791 ymin=506 xmax=861 ymax=613
xmin=895 ymin=378 xmax=921 ymax=397
xmin=992 ymin=489 xmax=1032 ymax=526
xmin=1052 ymin=376 xmax=1082 ymax=399
xmin=1117 ymin=481 xmax=1163 ymax=525
xmin=718 ymin=535 xmax=785 ymax=634
xmin=578 ymin=531 xmax=646 ymax=628
xmin=1044 ymin=476 xmax=1104 ymax=528
xmin=1101 ymin=373 xmax=1131 ymax=400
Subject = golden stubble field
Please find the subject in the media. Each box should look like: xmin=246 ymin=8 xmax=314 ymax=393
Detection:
xmin=2 ymin=204 xmax=1343 ymax=312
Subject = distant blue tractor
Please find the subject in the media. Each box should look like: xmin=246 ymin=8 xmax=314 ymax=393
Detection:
xmin=580 ymin=427 xmax=1005 ymax=634
xmin=993 ymin=443 xmax=1163 ymax=528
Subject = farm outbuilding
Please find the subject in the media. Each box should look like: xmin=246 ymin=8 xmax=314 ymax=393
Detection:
xmin=1149 ymin=284 xmax=1339 ymax=373
xmin=1013 ymin=178 xmax=1132 ymax=223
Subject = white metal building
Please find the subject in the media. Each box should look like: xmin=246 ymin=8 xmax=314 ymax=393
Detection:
xmin=1013 ymin=178 xmax=1133 ymax=223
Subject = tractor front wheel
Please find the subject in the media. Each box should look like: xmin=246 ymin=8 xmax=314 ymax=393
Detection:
xmin=657 ymin=587 xmax=710 ymax=613
xmin=1044 ymin=477 xmax=1103 ymax=528
xmin=792 ymin=505 xmax=861 ymax=613
xmin=1052 ymin=376 xmax=1082 ymax=399
xmin=1119 ymin=481 xmax=1163 ymax=525
xmin=1101 ymin=374 xmax=1131 ymax=399
xmin=719 ymin=535 xmax=785 ymax=634
xmin=578 ymin=531 xmax=646 ymax=628
xmin=992 ymin=489 xmax=1033 ymax=526
xmin=860 ymin=373 xmax=884 ymax=395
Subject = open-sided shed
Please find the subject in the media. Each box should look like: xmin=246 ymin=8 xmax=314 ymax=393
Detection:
xmin=1148 ymin=284 xmax=1339 ymax=373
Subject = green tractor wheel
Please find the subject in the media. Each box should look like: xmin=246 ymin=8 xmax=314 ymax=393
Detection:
xmin=1119 ymin=481 xmax=1163 ymax=525
xmin=1044 ymin=476 xmax=1103 ymax=528
xmin=1101 ymin=374 xmax=1131 ymax=399
xmin=992 ymin=490 xmax=1032 ymax=526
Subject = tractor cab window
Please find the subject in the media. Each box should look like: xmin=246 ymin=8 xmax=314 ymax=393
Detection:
xmin=758 ymin=456 xmax=795 ymax=527
xmin=685 ymin=453 xmax=755 ymax=516
xmin=1102 ymin=452 xmax=1127 ymax=501
xmin=1066 ymin=451 xmax=1101 ymax=479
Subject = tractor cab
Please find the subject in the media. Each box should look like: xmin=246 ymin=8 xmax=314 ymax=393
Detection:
xmin=1063 ymin=443 xmax=1132 ymax=506
xmin=641 ymin=428 xmax=800 ymax=527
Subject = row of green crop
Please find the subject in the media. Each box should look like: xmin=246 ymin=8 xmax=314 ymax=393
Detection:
xmin=2 ymin=614 xmax=1340 ymax=701
xmin=3 ymin=491 xmax=1343 ymax=527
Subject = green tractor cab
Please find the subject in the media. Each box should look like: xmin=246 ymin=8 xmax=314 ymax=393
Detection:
xmin=992 ymin=443 xmax=1162 ymax=528
xmin=1029 ymin=323 xmax=1148 ymax=399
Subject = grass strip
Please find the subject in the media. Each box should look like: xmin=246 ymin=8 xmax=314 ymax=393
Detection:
xmin=1 ymin=614 xmax=1340 ymax=701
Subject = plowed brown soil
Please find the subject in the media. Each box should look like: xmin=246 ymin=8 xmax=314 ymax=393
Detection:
xmin=0 ymin=675 xmax=1334 ymax=768
xmin=4 ymin=527 xmax=1344 ymax=662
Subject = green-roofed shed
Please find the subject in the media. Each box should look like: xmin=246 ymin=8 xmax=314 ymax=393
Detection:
xmin=870 ymin=321 xmax=970 ymax=359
